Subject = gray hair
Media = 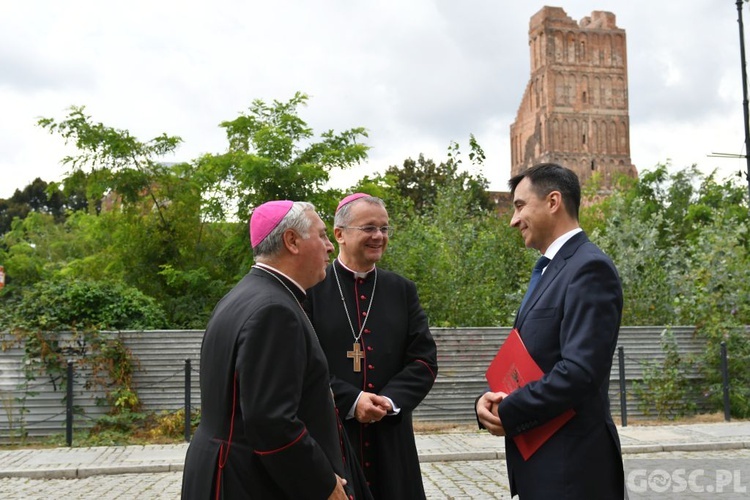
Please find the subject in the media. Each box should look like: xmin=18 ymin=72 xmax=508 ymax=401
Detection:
xmin=334 ymin=196 xmax=386 ymax=227
xmin=253 ymin=201 xmax=315 ymax=259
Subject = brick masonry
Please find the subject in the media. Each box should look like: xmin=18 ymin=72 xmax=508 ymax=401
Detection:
xmin=510 ymin=6 xmax=638 ymax=188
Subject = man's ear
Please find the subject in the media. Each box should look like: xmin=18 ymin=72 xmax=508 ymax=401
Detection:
xmin=334 ymin=227 xmax=345 ymax=245
xmin=547 ymin=190 xmax=563 ymax=214
xmin=282 ymin=229 xmax=301 ymax=255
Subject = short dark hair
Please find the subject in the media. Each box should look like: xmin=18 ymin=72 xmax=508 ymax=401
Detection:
xmin=508 ymin=163 xmax=580 ymax=220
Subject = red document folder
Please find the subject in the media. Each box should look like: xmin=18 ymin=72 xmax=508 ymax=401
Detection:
xmin=484 ymin=328 xmax=575 ymax=460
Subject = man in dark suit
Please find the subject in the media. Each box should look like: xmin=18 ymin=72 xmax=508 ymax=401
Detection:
xmin=182 ymin=200 xmax=369 ymax=500
xmin=476 ymin=163 xmax=626 ymax=499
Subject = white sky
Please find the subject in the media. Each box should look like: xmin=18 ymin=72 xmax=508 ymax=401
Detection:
xmin=1 ymin=0 xmax=749 ymax=199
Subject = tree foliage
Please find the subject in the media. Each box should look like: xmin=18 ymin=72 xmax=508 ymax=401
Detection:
xmin=376 ymin=136 xmax=493 ymax=218
xmin=189 ymin=91 xmax=371 ymax=273
xmin=23 ymin=107 xmax=242 ymax=328
xmin=372 ymin=140 xmax=529 ymax=326
xmin=381 ymin=183 xmax=527 ymax=327
xmin=2 ymin=95 xmax=750 ymax=418
xmin=0 ymin=177 xmax=87 ymax=234
xmin=194 ymin=91 xmax=370 ymax=222
xmin=591 ymin=163 xmax=750 ymax=416
xmin=7 ymin=278 xmax=167 ymax=332
xmin=2 ymin=93 xmax=372 ymax=329
xmin=38 ymin=106 xmax=184 ymax=213
xmin=633 ymin=328 xmax=695 ymax=419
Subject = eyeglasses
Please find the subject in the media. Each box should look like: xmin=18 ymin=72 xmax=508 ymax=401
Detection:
xmin=339 ymin=225 xmax=394 ymax=237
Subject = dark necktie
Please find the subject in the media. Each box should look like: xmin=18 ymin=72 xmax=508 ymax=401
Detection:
xmin=519 ymin=256 xmax=551 ymax=312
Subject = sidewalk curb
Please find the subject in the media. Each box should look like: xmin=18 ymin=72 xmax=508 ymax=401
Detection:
xmin=2 ymin=441 xmax=749 ymax=479
xmin=420 ymin=451 xmax=502 ymax=463
xmin=0 ymin=463 xmax=186 ymax=480
xmin=659 ymin=441 xmax=750 ymax=452
xmin=622 ymin=440 xmax=749 ymax=454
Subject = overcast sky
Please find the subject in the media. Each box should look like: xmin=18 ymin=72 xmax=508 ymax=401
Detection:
xmin=1 ymin=0 xmax=748 ymax=199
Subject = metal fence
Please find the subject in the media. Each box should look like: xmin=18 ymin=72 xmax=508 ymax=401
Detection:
xmin=0 ymin=326 xmax=724 ymax=442
xmin=415 ymin=326 xmax=710 ymax=423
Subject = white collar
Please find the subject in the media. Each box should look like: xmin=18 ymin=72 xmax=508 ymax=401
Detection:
xmin=542 ymin=228 xmax=583 ymax=268
xmin=254 ymin=262 xmax=306 ymax=294
xmin=336 ymin=258 xmax=375 ymax=279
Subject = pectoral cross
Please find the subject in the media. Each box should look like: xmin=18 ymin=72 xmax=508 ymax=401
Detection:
xmin=347 ymin=342 xmax=364 ymax=372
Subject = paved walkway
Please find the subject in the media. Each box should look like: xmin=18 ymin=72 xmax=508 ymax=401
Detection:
xmin=1 ymin=421 xmax=749 ymax=479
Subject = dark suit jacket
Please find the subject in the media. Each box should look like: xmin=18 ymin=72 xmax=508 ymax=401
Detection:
xmin=499 ymin=231 xmax=625 ymax=499
xmin=182 ymin=267 xmax=367 ymax=499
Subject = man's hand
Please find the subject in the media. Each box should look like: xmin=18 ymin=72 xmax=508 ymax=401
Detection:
xmin=354 ymin=392 xmax=391 ymax=423
xmin=327 ymin=474 xmax=348 ymax=500
xmin=476 ymin=391 xmax=507 ymax=436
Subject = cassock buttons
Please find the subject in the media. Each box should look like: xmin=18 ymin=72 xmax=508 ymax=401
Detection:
xmin=367 ymin=346 xmax=373 ymax=351
xmin=360 ymin=294 xmax=366 ymax=300
xmin=364 ymin=328 xmax=371 ymax=334
xmin=368 ymin=364 xmax=374 ymax=370
xmin=367 ymin=383 xmax=374 ymax=389
xmin=362 ymin=311 xmax=367 ymax=317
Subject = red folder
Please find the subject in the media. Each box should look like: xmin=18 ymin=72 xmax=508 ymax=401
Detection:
xmin=484 ymin=328 xmax=575 ymax=460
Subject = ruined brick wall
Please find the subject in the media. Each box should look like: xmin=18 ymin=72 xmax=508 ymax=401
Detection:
xmin=510 ymin=6 xmax=637 ymax=188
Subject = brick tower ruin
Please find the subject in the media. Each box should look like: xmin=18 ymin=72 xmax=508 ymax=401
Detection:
xmin=510 ymin=7 xmax=637 ymax=187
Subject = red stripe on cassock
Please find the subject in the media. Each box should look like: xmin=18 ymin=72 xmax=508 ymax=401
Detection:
xmin=215 ymin=371 xmax=239 ymax=500
xmin=415 ymin=359 xmax=436 ymax=380
xmin=254 ymin=428 xmax=308 ymax=455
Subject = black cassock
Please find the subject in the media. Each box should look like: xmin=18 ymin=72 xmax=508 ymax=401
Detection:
xmin=182 ymin=267 xmax=371 ymax=500
xmin=306 ymin=260 xmax=438 ymax=500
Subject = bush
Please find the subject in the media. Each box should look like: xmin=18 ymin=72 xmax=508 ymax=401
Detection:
xmin=4 ymin=278 xmax=167 ymax=332
xmin=633 ymin=328 xmax=696 ymax=419
xmin=147 ymin=408 xmax=200 ymax=440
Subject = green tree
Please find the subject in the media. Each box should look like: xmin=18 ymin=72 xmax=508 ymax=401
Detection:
xmin=379 ymin=138 xmax=493 ymax=217
xmin=676 ymin=211 xmax=750 ymax=417
xmin=588 ymin=163 xmax=750 ymax=417
xmin=381 ymin=179 xmax=527 ymax=327
xmin=1 ymin=212 xmax=66 ymax=288
xmin=16 ymin=95 xmax=372 ymax=328
xmin=33 ymin=107 xmax=235 ymax=328
xmin=591 ymin=195 xmax=682 ymax=325
xmin=350 ymin=139 xmax=527 ymax=326
xmin=38 ymin=106 xmax=184 ymax=216
xmin=628 ymin=163 xmax=749 ymax=248
xmin=0 ymin=177 xmax=88 ymax=234
xmin=194 ymin=92 xmax=370 ymax=221
xmin=191 ymin=91 xmax=370 ymax=273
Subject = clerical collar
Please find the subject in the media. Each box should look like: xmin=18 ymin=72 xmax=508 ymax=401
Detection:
xmin=335 ymin=258 xmax=375 ymax=279
xmin=253 ymin=262 xmax=306 ymax=295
